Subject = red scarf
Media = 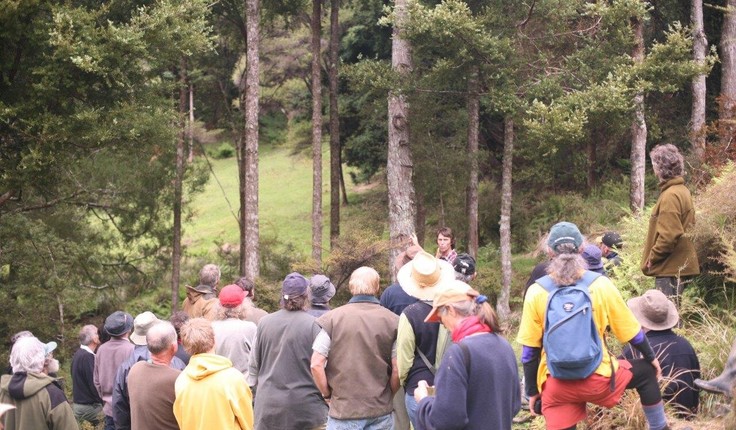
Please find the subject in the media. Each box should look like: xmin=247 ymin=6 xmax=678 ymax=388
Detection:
xmin=451 ymin=316 xmax=492 ymax=343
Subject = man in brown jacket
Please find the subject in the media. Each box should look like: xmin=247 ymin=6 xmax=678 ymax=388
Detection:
xmin=182 ymin=264 xmax=220 ymax=320
xmin=641 ymin=144 xmax=700 ymax=298
xmin=311 ymin=266 xmax=399 ymax=430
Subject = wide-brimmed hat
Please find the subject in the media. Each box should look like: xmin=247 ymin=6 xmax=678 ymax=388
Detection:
xmin=129 ymin=311 xmax=160 ymax=346
xmin=628 ymin=289 xmax=679 ymax=331
xmin=104 ymin=311 xmax=134 ymax=337
xmin=425 ymin=281 xmax=477 ymax=322
xmin=309 ymin=275 xmax=336 ymax=304
xmin=394 ymin=245 xmax=424 ymax=273
xmin=397 ymin=250 xmax=456 ymax=300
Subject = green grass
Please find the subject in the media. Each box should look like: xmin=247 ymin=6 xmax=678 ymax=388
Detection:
xmin=184 ymin=144 xmax=346 ymax=257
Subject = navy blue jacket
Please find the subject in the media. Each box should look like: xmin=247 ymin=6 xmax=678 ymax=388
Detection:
xmin=417 ymin=333 xmax=520 ymax=430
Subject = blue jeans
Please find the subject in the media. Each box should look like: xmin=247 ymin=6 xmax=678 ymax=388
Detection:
xmin=327 ymin=413 xmax=392 ymax=430
xmin=404 ymin=393 xmax=418 ymax=429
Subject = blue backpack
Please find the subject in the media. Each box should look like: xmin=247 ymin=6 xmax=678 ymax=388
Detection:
xmin=536 ymin=271 xmax=603 ymax=380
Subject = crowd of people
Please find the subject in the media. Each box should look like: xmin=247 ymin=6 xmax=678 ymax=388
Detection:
xmin=0 ymin=143 xmax=732 ymax=430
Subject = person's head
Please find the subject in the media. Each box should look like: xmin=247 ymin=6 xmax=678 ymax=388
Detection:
xmin=453 ymin=253 xmax=477 ymax=282
xmin=627 ymin=289 xmax=679 ymax=332
xmin=599 ymin=231 xmax=623 ymax=257
xmin=10 ymin=331 xmax=33 ymax=346
xmin=650 ymin=143 xmax=684 ymax=182
xmin=78 ymin=325 xmax=100 ymax=348
xmin=396 ymin=251 xmax=456 ymax=300
xmin=10 ymin=337 xmax=46 ymax=374
xmin=179 ymin=318 xmax=215 ymax=356
xmin=394 ymin=244 xmax=423 ymax=273
xmin=581 ymin=244 xmax=604 ymax=272
xmin=169 ymin=311 xmax=189 ymax=341
xmin=348 ymin=266 xmax=380 ymax=296
xmin=309 ymin=275 xmax=336 ymax=305
xmin=281 ymin=272 xmax=310 ymax=311
xmin=146 ymin=321 xmax=178 ymax=359
xmin=234 ymin=276 xmax=256 ymax=300
xmin=436 ymin=227 xmax=455 ymax=254
xmin=546 ymin=222 xmax=586 ymax=286
xmin=424 ymin=280 xmax=501 ymax=333
xmin=130 ymin=311 xmax=160 ymax=346
xmin=104 ymin=311 xmax=134 ymax=339
xmin=199 ymin=264 xmax=221 ymax=288
xmin=214 ymin=284 xmax=248 ymax=320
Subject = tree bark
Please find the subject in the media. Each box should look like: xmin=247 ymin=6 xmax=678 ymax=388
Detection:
xmin=311 ymin=0 xmax=323 ymax=263
xmin=721 ymin=0 xmax=736 ymax=146
xmin=188 ymin=83 xmax=195 ymax=163
xmin=691 ymin=0 xmax=707 ymax=160
xmin=387 ymin=0 xmax=416 ymax=281
xmin=172 ymin=59 xmax=187 ymax=312
xmin=630 ymin=16 xmax=647 ymax=215
xmin=466 ymin=66 xmax=479 ymax=259
xmin=329 ymin=0 xmax=340 ymax=249
xmin=242 ymin=0 xmax=260 ymax=280
xmin=497 ymin=117 xmax=513 ymax=322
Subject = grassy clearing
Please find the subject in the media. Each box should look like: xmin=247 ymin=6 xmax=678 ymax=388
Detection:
xmin=184 ymin=144 xmax=345 ymax=257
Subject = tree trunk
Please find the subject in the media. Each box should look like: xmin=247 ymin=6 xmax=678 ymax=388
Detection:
xmin=466 ymin=66 xmax=479 ymax=259
xmin=339 ymin=162 xmax=349 ymax=205
xmin=497 ymin=117 xmax=513 ymax=322
xmin=172 ymin=59 xmax=187 ymax=312
xmin=188 ymin=83 xmax=195 ymax=163
xmin=327 ymin=0 xmax=340 ymax=248
xmin=630 ymin=16 xmax=647 ymax=215
xmin=721 ymin=0 xmax=736 ymax=146
xmin=329 ymin=0 xmax=340 ymax=250
xmin=311 ymin=0 xmax=323 ymax=263
xmin=242 ymin=0 xmax=260 ymax=280
xmin=387 ymin=0 xmax=416 ymax=281
xmin=691 ymin=0 xmax=707 ymax=160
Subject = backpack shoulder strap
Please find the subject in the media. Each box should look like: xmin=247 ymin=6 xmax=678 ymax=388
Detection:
xmin=577 ymin=270 xmax=602 ymax=290
xmin=535 ymin=275 xmax=556 ymax=292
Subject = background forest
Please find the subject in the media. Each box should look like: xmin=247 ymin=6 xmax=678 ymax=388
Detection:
xmin=4 ymin=0 xmax=736 ymax=427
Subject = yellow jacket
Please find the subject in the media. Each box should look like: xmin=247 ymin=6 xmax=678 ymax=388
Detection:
xmin=174 ymin=353 xmax=253 ymax=430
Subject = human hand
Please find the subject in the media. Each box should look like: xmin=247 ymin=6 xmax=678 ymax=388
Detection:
xmin=411 ymin=233 xmax=419 ymax=246
xmin=529 ymin=394 xmax=540 ymax=416
xmin=651 ymin=358 xmax=662 ymax=380
xmin=414 ymin=380 xmax=429 ymax=402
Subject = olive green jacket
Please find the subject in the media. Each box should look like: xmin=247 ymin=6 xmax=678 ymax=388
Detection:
xmin=641 ymin=177 xmax=700 ymax=277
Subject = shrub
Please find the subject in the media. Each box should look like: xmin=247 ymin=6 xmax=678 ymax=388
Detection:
xmin=209 ymin=142 xmax=235 ymax=159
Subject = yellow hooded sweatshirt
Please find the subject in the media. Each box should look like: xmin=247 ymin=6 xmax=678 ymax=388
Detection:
xmin=174 ymin=353 xmax=253 ymax=430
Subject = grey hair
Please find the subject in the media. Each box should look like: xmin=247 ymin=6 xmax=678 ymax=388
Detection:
xmin=440 ymin=298 xmax=502 ymax=333
xmin=78 ymin=325 xmax=98 ymax=346
xmin=546 ymin=242 xmax=587 ymax=286
xmin=199 ymin=264 xmax=221 ymax=287
xmin=146 ymin=321 xmax=178 ymax=355
xmin=349 ymin=267 xmax=380 ymax=296
xmin=10 ymin=337 xmax=46 ymax=374
xmin=214 ymin=302 xmax=248 ymax=321
xmin=10 ymin=331 xmax=33 ymax=345
xmin=650 ymin=144 xmax=684 ymax=181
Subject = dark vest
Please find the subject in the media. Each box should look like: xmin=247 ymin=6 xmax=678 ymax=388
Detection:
xmin=403 ymin=301 xmax=443 ymax=394
xmin=317 ymin=301 xmax=398 ymax=419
